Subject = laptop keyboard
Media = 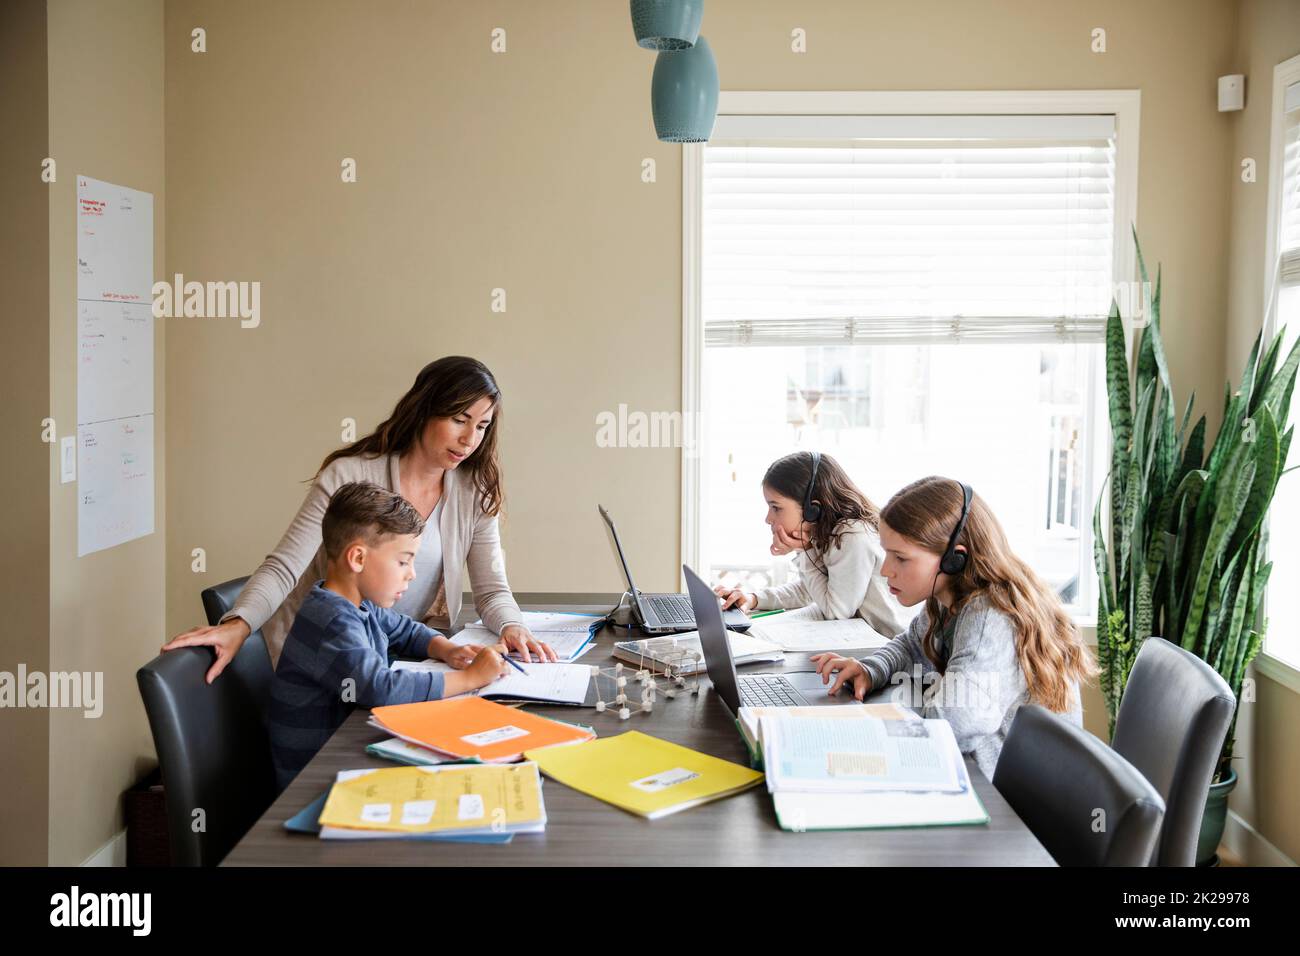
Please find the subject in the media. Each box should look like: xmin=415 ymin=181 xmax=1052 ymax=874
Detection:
xmin=648 ymin=594 xmax=695 ymax=623
xmin=737 ymin=675 xmax=803 ymax=707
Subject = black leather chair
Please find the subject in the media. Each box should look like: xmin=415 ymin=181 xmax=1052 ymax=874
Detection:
xmin=198 ymin=573 xmax=273 ymax=727
xmin=201 ymin=575 xmax=251 ymax=626
xmin=993 ymin=705 xmax=1165 ymax=866
xmin=137 ymin=638 xmax=277 ymax=866
xmin=1110 ymin=637 xmax=1236 ymax=866
xmin=138 ymin=582 xmax=277 ymax=865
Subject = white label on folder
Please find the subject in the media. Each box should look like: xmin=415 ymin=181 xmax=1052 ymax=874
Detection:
xmin=360 ymin=803 xmax=392 ymax=824
xmin=461 ymin=724 xmax=529 ymax=747
xmin=458 ymin=794 xmax=485 ymax=820
xmin=400 ymin=800 xmax=436 ymax=825
xmin=630 ymin=767 xmax=699 ymax=793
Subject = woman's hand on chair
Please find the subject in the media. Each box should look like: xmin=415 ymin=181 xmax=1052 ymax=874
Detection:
xmin=161 ymin=618 xmax=252 ymax=684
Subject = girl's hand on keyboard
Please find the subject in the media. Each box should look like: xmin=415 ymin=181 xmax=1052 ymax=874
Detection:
xmin=713 ymin=586 xmax=757 ymax=611
xmin=810 ymin=653 xmax=871 ymax=701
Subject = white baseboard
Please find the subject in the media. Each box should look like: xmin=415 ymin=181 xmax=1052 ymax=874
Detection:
xmin=1223 ymin=810 xmax=1297 ymax=867
xmin=80 ymin=829 xmax=127 ymax=867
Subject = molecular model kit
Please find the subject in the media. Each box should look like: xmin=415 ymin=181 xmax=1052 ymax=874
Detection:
xmin=590 ymin=639 xmax=703 ymax=720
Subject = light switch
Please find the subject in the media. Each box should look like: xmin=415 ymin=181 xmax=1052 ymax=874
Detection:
xmin=60 ymin=435 xmax=76 ymax=483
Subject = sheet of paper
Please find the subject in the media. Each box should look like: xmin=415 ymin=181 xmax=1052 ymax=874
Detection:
xmin=452 ymin=625 xmax=596 ymax=662
xmin=78 ymin=300 xmax=153 ymax=424
xmin=77 ymin=175 xmax=154 ymax=305
xmin=392 ymin=659 xmax=453 ymax=674
xmin=478 ymin=662 xmax=592 ymax=704
xmin=773 ymin=786 xmax=987 ymax=830
xmin=748 ymin=616 xmax=892 ymax=651
xmin=471 ymin=610 xmax=605 ymax=633
xmin=77 ymin=416 xmax=155 ymax=556
xmin=394 ymin=659 xmax=591 ymax=704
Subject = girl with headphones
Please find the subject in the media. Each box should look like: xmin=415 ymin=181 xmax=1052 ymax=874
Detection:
xmin=713 ymin=450 xmax=911 ymax=638
xmin=809 ymin=476 xmax=1096 ymax=781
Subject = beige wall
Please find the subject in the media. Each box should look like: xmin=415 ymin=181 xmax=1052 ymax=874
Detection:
xmin=0 ymin=0 xmax=52 ymax=867
xmin=1224 ymin=0 xmax=1300 ymax=865
xmin=164 ymin=0 xmax=1240 ymax=627
xmin=11 ymin=0 xmax=1296 ymax=864
xmin=45 ymin=0 xmax=166 ymax=866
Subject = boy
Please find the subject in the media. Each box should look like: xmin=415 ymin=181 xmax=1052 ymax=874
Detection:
xmin=269 ymin=480 xmax=507 ymax=789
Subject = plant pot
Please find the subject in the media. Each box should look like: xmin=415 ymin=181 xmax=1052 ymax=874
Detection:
xmin=1195 ymin=766 xmax=1237 ymax=866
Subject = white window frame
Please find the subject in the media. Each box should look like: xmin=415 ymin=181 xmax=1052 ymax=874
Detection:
xmin=1255 ymin=54 xmax=1300 ymax=694
xmin=681 ymin=89 xmax=1142 ymax=631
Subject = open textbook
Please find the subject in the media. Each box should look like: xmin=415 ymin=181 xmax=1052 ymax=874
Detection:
xmin=392 ymin=658 xmax=593 ymax=705
xmin=747 ymin=706 xmax=988 ymax=830
xmin=746 ymin=614 xmax=893 ymax=652
xmin=759 ymin=710 xmax=967 ymax=794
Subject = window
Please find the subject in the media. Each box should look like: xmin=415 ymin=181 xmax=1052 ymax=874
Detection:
xmin=1262 ymin=60 xmax=1300 ymax=669
xmin=683 ymin=93 xmax=1140 ymax=620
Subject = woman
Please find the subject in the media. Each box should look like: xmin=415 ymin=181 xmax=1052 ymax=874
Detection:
xmin=162 ymin=355 xmax=557 ymax=682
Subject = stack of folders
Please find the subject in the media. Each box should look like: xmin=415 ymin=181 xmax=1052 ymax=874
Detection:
xmin=315 ymin=763 xmax=547 ymax=840
xmin=613 ymin=631 xmax=784 ymax=674
xmin=524 ymin=731 xmax=764 ymax=819
xmin=746 ymin=706 xmax=989 ymax=831
xmin=369 ymin=697 xmax=595 ymax=763
xmin=366 ymin=718 xmax=597 ymax=767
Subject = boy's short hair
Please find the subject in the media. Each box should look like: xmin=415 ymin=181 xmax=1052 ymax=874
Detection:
xmin=321 ymin=481 xmax=425 ymax=561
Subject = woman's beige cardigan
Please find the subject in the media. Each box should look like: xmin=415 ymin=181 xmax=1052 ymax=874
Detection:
xmin=219 ymin=452 xmax=521 ymax=668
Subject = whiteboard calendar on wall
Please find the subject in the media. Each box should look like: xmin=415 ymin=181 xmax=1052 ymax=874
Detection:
xmin=76 ymin=175 xmax=155 ymax=556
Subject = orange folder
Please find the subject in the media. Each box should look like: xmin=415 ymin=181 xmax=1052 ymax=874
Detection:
xmin=370 ymin=696 xmax=594 ymax=762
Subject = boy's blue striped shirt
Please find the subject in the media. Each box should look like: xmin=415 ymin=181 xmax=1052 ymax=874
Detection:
xmin=269 ymin=581 xmax=445 ymax=790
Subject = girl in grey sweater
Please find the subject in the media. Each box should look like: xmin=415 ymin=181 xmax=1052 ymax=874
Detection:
xmin=812 ymin=476 xmax=1096 ymax=781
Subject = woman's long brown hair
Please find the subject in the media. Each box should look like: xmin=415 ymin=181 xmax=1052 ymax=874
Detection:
xmin=762 ymin=451 xmax=880 ymax=574
xmin=881 ymin=476 xmax=1096 ymax=713
xmin=314 ymin=356 xmax=504 ymax=516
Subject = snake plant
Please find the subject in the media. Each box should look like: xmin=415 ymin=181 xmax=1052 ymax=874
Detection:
xmin=1094 ymin=231 xmax=1299 ymax=781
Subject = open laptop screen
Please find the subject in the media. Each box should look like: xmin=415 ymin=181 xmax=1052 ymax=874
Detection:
xmin=598 ymin=504 xmax=638 ymax=596
xmin=682 ymin=563 xmax=743 ymax=714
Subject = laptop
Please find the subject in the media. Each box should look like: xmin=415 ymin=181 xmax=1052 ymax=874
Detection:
xmin=682 ymin=563 xmax=846 ymax=713
xmin=598 ymin=505 xmax=751 ymax=635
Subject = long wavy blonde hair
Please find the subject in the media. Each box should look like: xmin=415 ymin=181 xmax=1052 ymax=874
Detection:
xmin=881 ymin=476 xmax=1097 ymax=713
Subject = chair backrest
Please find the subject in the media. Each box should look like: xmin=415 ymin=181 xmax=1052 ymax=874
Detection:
xmin=201 ymin=575 xmax=251 ymax=627
xmin=993 ymin=704 xmax=1165 ymax=866
xmin=1109 ymin=637 xmax=1235 ymax=866
xmin=136 ymin=633 xmax=277 ymax=866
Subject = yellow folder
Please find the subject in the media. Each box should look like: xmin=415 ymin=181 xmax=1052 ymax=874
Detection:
xmin=524 ymin=731 xmax=764 ymax=820
xmin=317 ymin=763 xmax=545 ymax=835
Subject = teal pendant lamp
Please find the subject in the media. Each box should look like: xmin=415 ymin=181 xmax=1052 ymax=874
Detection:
xmin=630 ymin=0 xmax=703 ymax=50
xmin=650 ymin=36 xmax=719 ymax=143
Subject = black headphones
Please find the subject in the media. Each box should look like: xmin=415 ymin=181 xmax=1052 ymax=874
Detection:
xmin=939 ymin=481 xmax=974 ymax=576
xmin=801 ymin=451 xmax=823 ymax=523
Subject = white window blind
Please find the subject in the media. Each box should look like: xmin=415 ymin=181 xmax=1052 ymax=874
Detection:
xmin=702 ymin=115 xmax=1117 ymax=347
xmin=1280 ymin=81 xmax=1300 ymax=285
